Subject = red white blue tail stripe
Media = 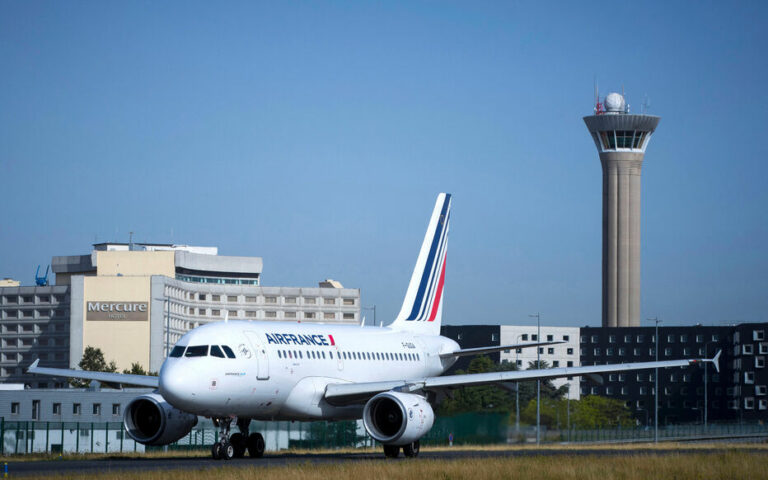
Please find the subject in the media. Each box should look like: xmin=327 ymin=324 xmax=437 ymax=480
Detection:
xmin=392 ymin=193 xmax=451 ymax=333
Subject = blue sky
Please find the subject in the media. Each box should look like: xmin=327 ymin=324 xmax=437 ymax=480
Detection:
xmin=1 ymin=2 xmax=766 ymax=328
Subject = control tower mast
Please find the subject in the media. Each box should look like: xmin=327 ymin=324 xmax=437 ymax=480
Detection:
xmin=584 ymin=92 xmax=660 ymax=327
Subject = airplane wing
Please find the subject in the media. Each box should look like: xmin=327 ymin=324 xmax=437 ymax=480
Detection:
xmin=324 ymin=351 xmax=721 ymax=406
xmin=27 ymin=359 xmax=159 ymax=388
xmin=439 ymin=341 xmax=565 ymax=359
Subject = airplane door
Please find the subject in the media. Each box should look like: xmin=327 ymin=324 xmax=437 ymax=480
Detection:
xmin=244 ymin=330 xmax=270 ymax=380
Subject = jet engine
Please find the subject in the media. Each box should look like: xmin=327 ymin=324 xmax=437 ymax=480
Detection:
xmin=362 ymin=391 xmax=434 ymax=445
xmin=123 ymin=392 xmax=198 ymax=446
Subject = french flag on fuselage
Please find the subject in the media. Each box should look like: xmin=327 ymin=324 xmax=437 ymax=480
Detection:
xmin=399 ymin=193 xmax=451 ymax=323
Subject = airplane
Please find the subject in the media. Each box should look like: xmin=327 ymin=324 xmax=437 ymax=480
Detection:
xmin=28 ymin=193 xmax=721 ymax=460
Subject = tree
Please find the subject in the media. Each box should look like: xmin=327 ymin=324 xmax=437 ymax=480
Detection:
xmin=438 ymin=356 xmax=518 ymax=415
xmin=122 ymin=362 xmax=159 ymax=376
xmin=70 ymin=346 xmax=118 ymax=387
xmin=570 ymin=395 xmax=634 ymax=429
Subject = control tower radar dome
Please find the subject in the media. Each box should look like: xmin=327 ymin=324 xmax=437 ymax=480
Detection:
xmin=604 ymin=92 xmax=626 ymax=113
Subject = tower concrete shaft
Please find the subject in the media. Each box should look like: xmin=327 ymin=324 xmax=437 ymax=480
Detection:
xmin=584 ymin=103 xmax=660 ymax=327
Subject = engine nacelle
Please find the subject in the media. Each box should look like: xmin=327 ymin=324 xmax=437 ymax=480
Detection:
xmin=362 ymin=391 xmax=434 ymax=445
xmin=123 ymin=392 xmax=198 ymax=446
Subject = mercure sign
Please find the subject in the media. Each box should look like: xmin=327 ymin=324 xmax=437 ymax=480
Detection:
xmin=86 ymin=301 xmax=148 ymax=321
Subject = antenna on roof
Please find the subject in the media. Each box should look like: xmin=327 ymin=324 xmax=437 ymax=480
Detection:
xmin=641 ymin=93 xmax=651 ymax=114
xmin=593 ymin=77 xmax=604 ymax=115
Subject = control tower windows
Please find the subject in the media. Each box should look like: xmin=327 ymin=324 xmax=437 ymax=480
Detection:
xmin=633 ymin=131 xmax=646 ymax=149
xmin=616 ymin=131 xmax=634 ymax=148
xmin=598 ymin=130 xmax=649 ymax=151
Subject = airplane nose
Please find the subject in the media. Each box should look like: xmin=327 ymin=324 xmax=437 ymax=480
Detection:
xmin=159 ymin=363 xmax=193 ymax=407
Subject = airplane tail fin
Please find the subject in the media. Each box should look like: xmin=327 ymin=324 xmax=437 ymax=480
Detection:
xmin=390 ymin=193 xmax=451 ymax=336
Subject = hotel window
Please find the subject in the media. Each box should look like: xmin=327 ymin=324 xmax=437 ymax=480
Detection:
xmin=304 ymin=297 xmax=316 ymax=304
xmin=304 ymin=312 xmax=315 ymax=319
xmin=265 ymin=297 xmax=277 ymax=304
xmin=285 ymin=297 xmax=297 ymax=304
xmin=246 ymin=296 xmax=258 ymax=303
xmin=285 ymin=312 xmax=296 ymax=319
xmin=745 ymin=372 xmax=755 ymax=384
xmin=211 ymin=309 xmax=220 ymax=316
xmin=696 ymin=335 xmax=704 ymax=343
xmin=743 ymin=344 xmax=754 ymax=355
xmin=567 ymin=348 xmax=574 ymax=355
xmin=324 ymin=312 xmax=335 ymax=320
xmin=265 ymin=311 xmax=277 ymax=319
xmin=593 ymin=348 xmax=601 ymax=356
xmin=245 ymin=311 xmax=257 ymax=318
xmin=591 ymin=335 xmax=599 ymax=343
xmin=52 ymin=403 xmax=61 ymax=415
xmin=567 ymin=361 xmax=574 ymax=367
xmin=324 ymin=298 xmax=335 ymax=305
xmin=532 ymin=334 xmax=538 ymax=341
xmin=228 ymin=310 xmax=237 ymax=317
xmin=667 ymin=335 xmax=675 ymax=343
xmin=211 ymin=295 xmax=220 ymax=301
xmin=624 ymin=335 xmax=632 ymax=343
xmin=712 ymin=334 xmax=720 ymax=342
xmin=11 ymin=402 xmax=19 ymax=415
xmin=93 ymin=403 xmax=101 ymax=415
xmin=562 ymin=335 xmax=569 ymax=341
xmin=609 ymin=335 xmax=617 ymax=343
xmin=112 ymin=404 xmax=121 ymax=416
xmin=227 ymin=296 xmax=237 ymax=302
xmin=755 ymin=330 xmax=765 ymax=341
xmin=73 ymin=403 xmax=81 ymax=415
xmin=343 ymin=298 xmax=355 ymax=306
xmin=548 ymin=348 xmax=555 ymax=354
xmin=680 ymin=334 xmax=689 ymax=343
xmin=198 ymin=294 xmax=207 ymax=301
xmin=522 ymin=334 xmax=529 ymax=341
xmin=665 ymin=348 xmax=673 ymax=356
xmin=343 ymin=313 xmax=355 ymax=320
xmin=756 ymin=357 xmax=765 ymax=368
xmin=547 ymin=334 xmax=553 ymax=341
xmin=198 ymin=308 xmax=206 ymax=315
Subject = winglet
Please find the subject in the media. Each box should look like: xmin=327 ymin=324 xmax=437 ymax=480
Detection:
xmin=712 ymin=349 xmax=721 ymax=373
xmin=28 ymin=358 xmax=40 ymax=372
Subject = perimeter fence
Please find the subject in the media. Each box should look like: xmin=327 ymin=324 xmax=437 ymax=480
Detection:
xmin=1 ymin=415 xmax=766 ymax=455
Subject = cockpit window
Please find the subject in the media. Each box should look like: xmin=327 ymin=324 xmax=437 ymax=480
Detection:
xmin=169 ymin=346 xmax=186 ymax=358
xmin=185 ymin=345 xmax=209 ymax=357
xmin=221 ymin=345 xmax=236 ymax=359
xmin=210 ymin=345 xmax=225 ymax=358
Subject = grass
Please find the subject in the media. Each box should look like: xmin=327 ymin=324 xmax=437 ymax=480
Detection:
xmin=3 ymin=441 xmax=768 ymax=462
xmin=18 ymin=451 xmax=768 ymax=480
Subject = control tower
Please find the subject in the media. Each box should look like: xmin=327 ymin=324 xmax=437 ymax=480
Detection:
xmin=584 ymin=93 xmax=660 ymax=327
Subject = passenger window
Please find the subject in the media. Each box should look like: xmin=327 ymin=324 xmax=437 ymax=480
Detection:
xmin=169 ymin=346 xmax=186 ymax=358
xmin=185 ymin=345 xmax=208 ymax=357
xmin=210 ymin=345 xmax=225 ymax=358
xmin=322 ymin=351 xmax=326 ymax=359
xmin=221 ymin=345 xmax=236 ymax=358
xmin=277 ymin=351 xmax=282 ymax=359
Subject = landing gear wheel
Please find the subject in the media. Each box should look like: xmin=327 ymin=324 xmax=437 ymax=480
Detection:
xmin=247 ymin=432 xmax=265 ymax=458
xmin=211 ymin=442 xmax=223 ymax=460
xmin=403 ymin=440 xmax=420 ymax=458
xmin=383 ymin=445 xmax=400 ymax=458
xmin=230 ymin=433 xmax=246 ymax=458
xmin=221 ymin=441 xmax=235 ymax=460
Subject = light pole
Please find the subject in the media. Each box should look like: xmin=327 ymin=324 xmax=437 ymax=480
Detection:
xmin=648 ymin=317 xmax=661 ymax=443
xmin=529 ymin=313 xmax=541 ymax=446
xmin=514 ymin=334 xmax=524 ymax=435
xmin=153 ymin=295 xmax=172 ymax=359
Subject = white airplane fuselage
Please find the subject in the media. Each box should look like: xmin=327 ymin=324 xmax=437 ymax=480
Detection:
xmin=159 ymin=320 xmax=459 ymax=421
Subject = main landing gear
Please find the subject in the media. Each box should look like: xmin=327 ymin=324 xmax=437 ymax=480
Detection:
xmin=210 ymin=417 xmax=265 ymax=460
xmin=383 ymin=440 xmax=420 ymax=458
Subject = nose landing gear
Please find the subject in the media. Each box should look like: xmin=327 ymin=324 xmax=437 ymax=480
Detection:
xmin=210 ymin=417 xmax=266 ymax=460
